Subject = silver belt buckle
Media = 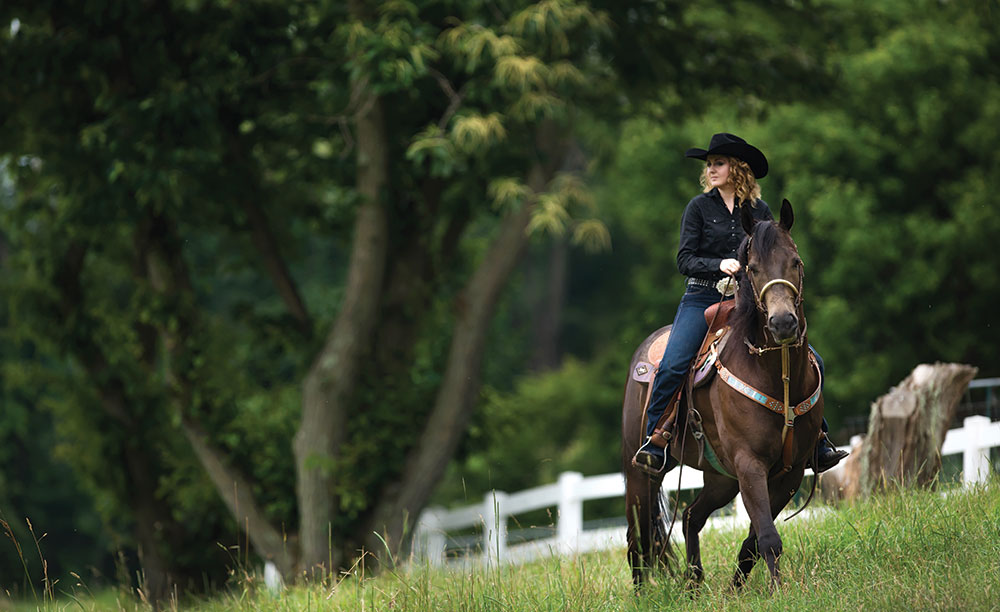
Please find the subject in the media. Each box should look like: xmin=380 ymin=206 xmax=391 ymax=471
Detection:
xmin=715 ymin=277 xmax=737 ymax=297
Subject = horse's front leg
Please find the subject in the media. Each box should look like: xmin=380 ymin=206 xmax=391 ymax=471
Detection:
xmin=733 ymin=456 xmax=783 ymax=590
xmin=682 ymin=472 xmax=739 ymax=588
xmin=732 ymin=464 xmax=807 ymax=590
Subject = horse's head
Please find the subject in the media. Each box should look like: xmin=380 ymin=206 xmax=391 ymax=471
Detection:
xmin=739 ymin=199 xmax=804 ymax=344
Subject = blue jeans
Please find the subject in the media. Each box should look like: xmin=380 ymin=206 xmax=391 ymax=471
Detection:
xmin=645 ymin=285 xmax=826 ymax=439
xmin=646 ymin=285 xmax=726 ymax=438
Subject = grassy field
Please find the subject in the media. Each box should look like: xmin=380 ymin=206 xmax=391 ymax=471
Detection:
xmin=5 ymin=480 xmax=999 ymax=612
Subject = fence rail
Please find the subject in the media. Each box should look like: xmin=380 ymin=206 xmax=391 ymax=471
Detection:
xmin=413 ymin=415 xmax=1000 ymax=567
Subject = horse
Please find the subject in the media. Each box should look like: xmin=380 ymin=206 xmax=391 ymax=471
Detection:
xmin=621 ymin=199 xmax=824 ymax=591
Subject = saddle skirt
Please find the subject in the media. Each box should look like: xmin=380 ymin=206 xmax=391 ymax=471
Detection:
xmin=631 ymin=300 xmax=735 ymax=385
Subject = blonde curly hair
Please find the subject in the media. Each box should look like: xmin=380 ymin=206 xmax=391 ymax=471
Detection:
xmin=699 ymin=156 xmax=761 ymax=206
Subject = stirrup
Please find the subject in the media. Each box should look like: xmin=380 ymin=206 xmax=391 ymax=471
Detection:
xmin=632 ymin=438 xmax=669 ymax=476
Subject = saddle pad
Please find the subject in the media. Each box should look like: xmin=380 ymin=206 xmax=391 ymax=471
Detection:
xmin=631 ymin=328 xmax=670 ymax=383
xmin=646 ymin=328 xmax=670 ymax=365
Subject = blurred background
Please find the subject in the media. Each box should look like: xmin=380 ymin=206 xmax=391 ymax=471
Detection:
xmin=1 ymin=0 xmax=998 ymax=599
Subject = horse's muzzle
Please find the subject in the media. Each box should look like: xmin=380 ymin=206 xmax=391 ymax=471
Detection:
xmin=768 ymin=312 xmax=799 ymax=343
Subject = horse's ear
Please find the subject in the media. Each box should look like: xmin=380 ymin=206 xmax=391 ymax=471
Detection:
xmin=780 ymin=199 xmax=794 ymax=231
xmin=740 ymin=202 xmax=756 ymax=236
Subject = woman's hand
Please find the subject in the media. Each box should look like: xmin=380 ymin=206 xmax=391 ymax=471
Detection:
xmin=719 ymin=258 xmax=741 ymax=276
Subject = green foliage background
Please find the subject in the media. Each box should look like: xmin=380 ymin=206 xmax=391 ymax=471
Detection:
xmin=1 ymin=0 xmax=998 ymax=594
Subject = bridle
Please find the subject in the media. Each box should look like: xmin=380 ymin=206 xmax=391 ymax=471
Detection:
xmin=739 ymin=232 xmax=813 ymax=453
xmin=743 ymin=233 xmax=806 ymax=355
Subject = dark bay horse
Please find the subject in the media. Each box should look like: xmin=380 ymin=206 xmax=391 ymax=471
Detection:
xmin=622 ymin=199 xmax=824 ymax=590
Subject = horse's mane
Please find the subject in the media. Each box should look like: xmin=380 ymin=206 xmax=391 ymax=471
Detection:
xmin=730 ymin=219 xmax=787 ymax=347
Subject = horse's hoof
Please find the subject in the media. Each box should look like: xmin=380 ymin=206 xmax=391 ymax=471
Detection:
xmin=683 ymin=570 xmax=704 ymax=595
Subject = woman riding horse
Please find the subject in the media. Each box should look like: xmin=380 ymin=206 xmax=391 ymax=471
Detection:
xmin=623 ymin=199 xmax=838 ymax=588
xmin=632 ymin=133 xmax=847 ymax=475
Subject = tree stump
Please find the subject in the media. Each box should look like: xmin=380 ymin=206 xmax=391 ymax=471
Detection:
xmin=856 ymin=362 xmax=978 ymax=495
xmin=818 ymin=435 xmax=864 ymax=503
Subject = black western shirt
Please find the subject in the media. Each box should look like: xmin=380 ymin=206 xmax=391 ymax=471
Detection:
xmin=676 ymin=187 xmax=773 ymax=281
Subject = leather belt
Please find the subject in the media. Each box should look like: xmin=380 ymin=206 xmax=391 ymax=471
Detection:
xmin=686 ymin=277 xmax=720 ymax=289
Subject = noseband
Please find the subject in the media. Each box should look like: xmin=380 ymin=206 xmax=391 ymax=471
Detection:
xmin=756 ymin=278 xmax=799 ymax=304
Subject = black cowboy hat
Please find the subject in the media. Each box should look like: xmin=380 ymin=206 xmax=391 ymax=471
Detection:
xmin=685 ymin=133 xmax=768 ymax=179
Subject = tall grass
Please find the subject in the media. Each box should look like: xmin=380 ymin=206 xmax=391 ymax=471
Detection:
xmin=5 ymin=480 xmax=999 ymax=611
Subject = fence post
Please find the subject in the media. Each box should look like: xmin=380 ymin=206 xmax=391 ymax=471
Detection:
xmin=482 ymin=490 xmax=508 ymax=565
xmin=416 ymin=508 xmax=446 ymax=566
xmin=263 ymin=561 xmax=283 ymax=595
xmin=962 ymin=415 xmax=991 ymax=486
xmin=557 ymin=471 xmax=584 ymax=554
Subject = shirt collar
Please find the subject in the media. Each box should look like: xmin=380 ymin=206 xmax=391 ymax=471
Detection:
xmin=708 ymin=187 xmax=749 ymax=210
xmin=707 ymin=187 xmax=734 ymax=212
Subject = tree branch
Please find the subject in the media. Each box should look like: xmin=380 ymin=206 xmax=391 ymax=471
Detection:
xmin=363 ymin=159 xmax=551 ymax=557
xmin=179 ymin=416 xmax=297 ymax=575
xmin=428 ymin=67 xmax=468 ymax=129
xmin=363 ymin=121 xmax=571 ymax=556
xmin=240 ymin=198 xmax=312 ymax=335
xmin=293 ymin=83 xmax=389 ymax=571
xmin=218 ymin=115 xmax=313 ymax=335
xmin=137 ymin=212 xmax=294 ymax=575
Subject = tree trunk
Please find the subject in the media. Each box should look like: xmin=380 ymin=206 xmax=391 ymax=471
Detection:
xmin=124 ymin=440 xmax=175 ymax=604
xmin=54 ymin=243 xmax=181 ymax=602
xmin=527 ymin=137 xmax=585 ymax=372
xmin=362 ymin=157 xmax=559 ymax=559
xmin=528 ymin=236 xmax=568 ymax=372
xmin=293 ymin=89 xmax=389 ymax=572
xmin=857 ymin=362 xmax=978 ymax=495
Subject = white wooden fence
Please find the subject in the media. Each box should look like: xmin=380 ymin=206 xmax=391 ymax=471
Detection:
xmin=412 ymin=415 xmax=999 ymax=567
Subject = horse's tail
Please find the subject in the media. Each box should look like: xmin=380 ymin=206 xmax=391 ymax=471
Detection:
xmin=625 ymin=468 xmax=676 ymax=587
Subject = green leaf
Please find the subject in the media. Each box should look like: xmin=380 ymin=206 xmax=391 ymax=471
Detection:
xmin=571 ymin=219 xmax=611 ymax=253
xmin=451 ymin=113 xmax=506 ymax=153
xmin=488 ymin=177 xmax=531 ymax=212
xmin=494 ymin=55 xmax=549 ymax=91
